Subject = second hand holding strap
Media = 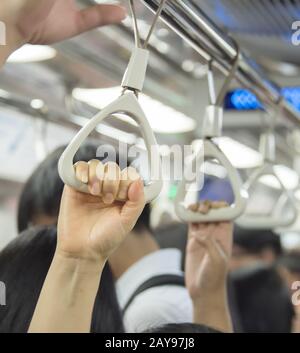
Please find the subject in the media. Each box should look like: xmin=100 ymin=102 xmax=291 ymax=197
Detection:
xmin=175 ymin=48 xmax=248 ymax=222
xmin=58 ymin=0 xmax=168 ymax=203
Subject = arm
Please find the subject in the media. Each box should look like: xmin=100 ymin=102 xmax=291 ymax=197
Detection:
xmin=185 ymin=202 xmax=233 ymax=333
xmin=29 ymin=161 xmax=145 ymax=333
xmin=29 ymin=255 xmax=105 ymax=333
xmin=0 ymin=0 xmax=125 ymax=68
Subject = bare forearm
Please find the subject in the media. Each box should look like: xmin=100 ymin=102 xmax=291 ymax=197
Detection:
xmin=29 ymin=253 xmax=105 ymax=333
xmin=193 ymin=287 xmax=233 ymax=333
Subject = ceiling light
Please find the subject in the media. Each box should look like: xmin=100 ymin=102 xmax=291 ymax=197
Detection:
xmin=182 ymin=60 xmax=195 ymax=73
xmin=7 ymin=44 xmax=57 ymax=63
xmin=295 ymin=189 xmax=300 ymax=201
xmin=73 ymin=87 xmax=196 ymax=134
xmin=71 ymin=114 xmax=136 ymax=145
xmin=156 ymin=28 xmax=170 ymax=38
xmin=30 ymin=99 xmax=45 ymax=110
xmin=0 ymin=89 xmax=10 ymax=98
xmin=156 ymin=42 xmax=170 ymax=54
xmin=215 ymin=137 xmax=263 ymax=169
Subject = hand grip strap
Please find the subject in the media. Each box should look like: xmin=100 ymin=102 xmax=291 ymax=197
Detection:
xmin=58 ymin=92 xmax=163 ymax=203
xmin=237 ymin=163 xmax=297 ymax=229
xmin=175 ymin=139 xmax=248 ymax=222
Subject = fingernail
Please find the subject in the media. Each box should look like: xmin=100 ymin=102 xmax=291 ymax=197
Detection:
xmin=103 ymin=193 xmax=114 ymax=205
xmin=82 ymin=174 xmax=88 ymax=184
xmin=91 ymin=183 xmax=100 ymax=196
xmin=118 ymin=191 xmax=127 ymax=201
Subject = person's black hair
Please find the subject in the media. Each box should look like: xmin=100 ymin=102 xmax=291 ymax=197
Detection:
xmin=143 ymin=323 xmax=221 ymax=333
xmin=233 ymin=226 xmax=282 ymax=257
xmin=231 ymin=265 xmax=294 ymax=333
xmin=0 ymin=226 xmax=124 ymax=333
xmin=17 ymin=144 xmax=150 ymax=233
xmin=277 ymin=250 xmax=300 ymax=274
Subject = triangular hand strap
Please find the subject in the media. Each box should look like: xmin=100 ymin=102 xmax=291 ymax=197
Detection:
xmin=175 ymin=139 xmax=248 ymax=222
xmin=237 ymin=163 xmax=297 ymax=229
xmin=58 ymin=91 xmax=163 ymax=203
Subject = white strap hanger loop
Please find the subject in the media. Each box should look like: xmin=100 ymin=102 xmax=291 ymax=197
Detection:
xmin=175 ymin=139 xmax=248 ymax=222
xmin=237 ymin=125 xmax=298 ymax=229
xmin=203 ymin=47 xmax=240 ymax=138
xmin=175 ymin=47 xmax=248 ymax=222
xmin=129 ymin=0 xmax=168 ymax=50
xmin=58 ymin=0 xmax=168 ymax=203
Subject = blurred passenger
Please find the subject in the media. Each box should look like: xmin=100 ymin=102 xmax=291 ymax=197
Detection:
xmin=0 ymin=226 xmax=124 ymax=333
xmin=277 ymin=250 xmax=300 ymax=288
xmin=277 ymin=251 xmax=300 ymax=332
xmin=18 ymin=149 xmax=193 ymax=332
xmin=18 ymin=145 xmax=98 ymax=232
xmin=143 ymin=323 xmax=220 ymax=333
xmin=231 ymin=265 xmax=294 ymax=333
xmin=230 ymin=226 xmax=282 ymax=271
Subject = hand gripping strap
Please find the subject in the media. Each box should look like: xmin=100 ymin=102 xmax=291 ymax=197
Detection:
xmin=175 ymin=139 xmax=248 ymax=222
xmin=58 ymin=92 xmax=163 ymax=203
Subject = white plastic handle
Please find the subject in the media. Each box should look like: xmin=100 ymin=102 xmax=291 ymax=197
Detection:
xmin=236 ymin=163 xmax=298 ymax=229
xmin=58 ymin=91 xmax=163 ymax=203
xmin=175 ymin=139 xmax=248 ymax=222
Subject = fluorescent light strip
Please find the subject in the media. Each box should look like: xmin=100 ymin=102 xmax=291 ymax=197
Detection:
xmin=192 ymin=137 xmax=263 ymax=169
xmin=71 ymin=114 xmax=136 ymax=145
xmin=215 ymin=137 xmax=263 ymax=169
xmin=8 ymin=45 xmax=57 ymax=63
xmin=73 ymin=87 xmax=196 ymax=134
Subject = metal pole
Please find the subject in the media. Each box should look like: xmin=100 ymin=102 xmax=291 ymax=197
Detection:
xmin=141 ymin=0 xmax=300 ymax=126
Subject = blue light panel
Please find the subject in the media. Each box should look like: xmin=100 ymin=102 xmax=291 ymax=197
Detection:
xmin=225 ymin=87 xmax=300 ymax=112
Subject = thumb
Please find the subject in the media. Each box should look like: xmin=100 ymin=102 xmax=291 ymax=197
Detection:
xmin=120 ymin=179 xmax=146 ymax=232
xmin=77 ymin=5 xmax=126 ymax=33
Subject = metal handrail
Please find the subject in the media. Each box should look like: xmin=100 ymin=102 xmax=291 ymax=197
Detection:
xmin=141 ymin=0 xmax=300 ymax=127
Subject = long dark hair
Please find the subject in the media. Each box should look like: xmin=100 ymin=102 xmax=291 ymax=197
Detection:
xmin=0 ymin=226 xmax=124 ymax=333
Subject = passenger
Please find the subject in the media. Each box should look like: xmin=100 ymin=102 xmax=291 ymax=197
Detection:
xmin=277 ymin=251 xmax=300 ymax=332
xmin=0 ymin=226 xmax=124 ymax=333
xmin=28 ymin=181 xmax=233 ymax=332
xmin=28 ymin=164 xmax=145 ymax=332
xmin=230 ymin=226 xmax=282 ymax=271
xmin=18 ymin=148 xmax=193 ymax=332
xmin=231 ymin=265 xmax=295 ymax=333
xmin=0 ymin=1 xmax=126 ymax=67
xmin=143 ymin=323 xmax=221 ymax=333
xmin=17 ymin=145 xmax=99 ymax=232
xmin=277 ymin=250 xmax=300 ymax=289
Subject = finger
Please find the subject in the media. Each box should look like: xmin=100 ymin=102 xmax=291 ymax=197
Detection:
xmin=191 ymin=222 xmax=215 ymax=240
xmin=188 ymin=222 xmax=208 ymax=238
xmin=188 ymin=203 xmax=199 ymax=212
xmin=88 ymin=160 xmax=104 ymax=196
xmin=77 ymin=5 xmax=126 ymax=34
xmin=74 ymin=161 xmax=88 ymax=184
xmin=195 ymin=234 xmax=225 ymax=263
xmin=197 ymin=200 xmax=211 ymax=214
xmin=121 ymin=179 xmax=145 ymax=232
xmin=210 ymin=201 xmax=229 ymax=209
xmin=102 ymin=162 xmax=121 ymax=204
xmin=117 ymin=167 xmax=140 ymax=201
